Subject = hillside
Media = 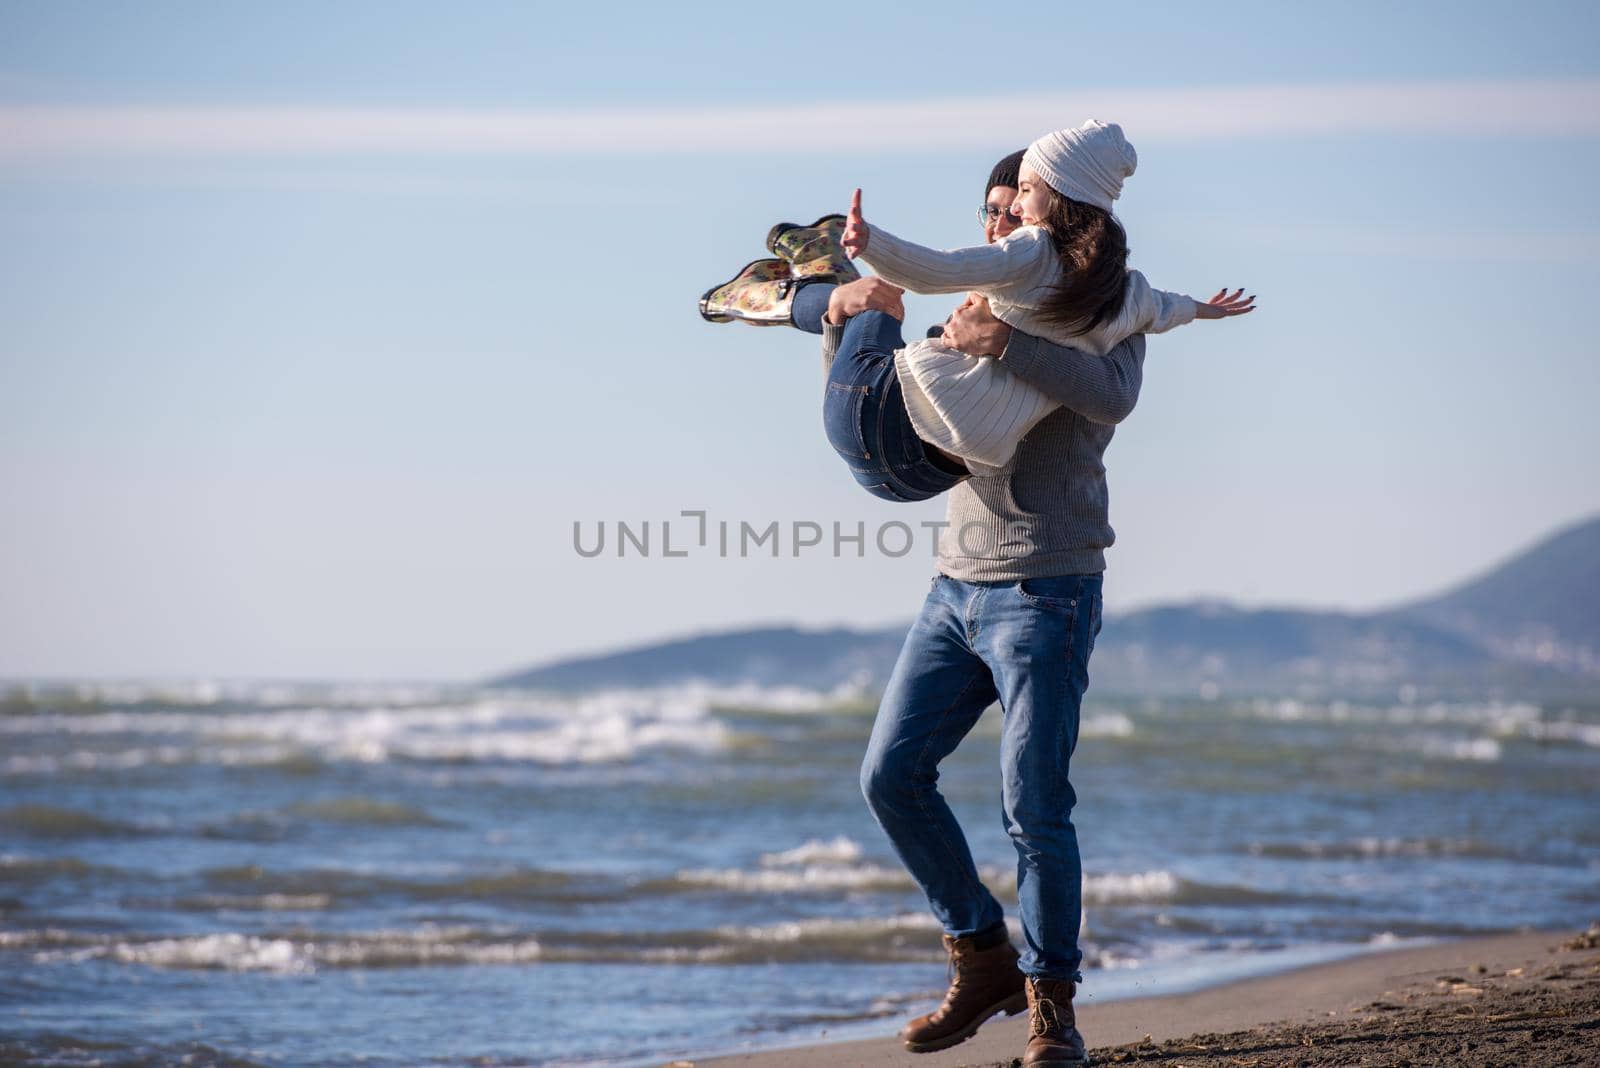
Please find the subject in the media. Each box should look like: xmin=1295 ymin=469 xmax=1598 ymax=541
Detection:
xmin=488 ymin=515 xmax=1600 ymax=698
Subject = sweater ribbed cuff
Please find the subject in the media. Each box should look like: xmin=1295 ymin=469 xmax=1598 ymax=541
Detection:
xmin=821 ymin=320 xmax=845 ymax=370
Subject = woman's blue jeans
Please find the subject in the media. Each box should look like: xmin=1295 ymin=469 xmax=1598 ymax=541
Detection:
xmin=860 ymin=571 xmax=1104 ymax=983
xmin=791 ymin=282 xmax=967 ymax=503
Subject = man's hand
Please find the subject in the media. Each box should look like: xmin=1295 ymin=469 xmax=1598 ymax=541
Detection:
xmin=840 ymin=188 xmax=870 ymax=258
xmin=825 ymin=276 xmax=905 ymax=324
xmin=940 ymin=294 xmax=1012 ymax=357
xmin=1194 ymin=287 xmax=1256 ymax=319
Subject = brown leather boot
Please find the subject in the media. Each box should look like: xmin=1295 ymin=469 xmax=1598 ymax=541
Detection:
xmin=899 ymin=929 xmax=1026 ymax=1053
xmin=1022 ymin=976 xmax=1089 ymax=1067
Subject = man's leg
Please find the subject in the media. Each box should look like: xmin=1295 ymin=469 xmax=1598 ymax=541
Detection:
xmin=867 ymin=577 xmax=1032 ymax=1053
xmin=860 ymin=577 xmax=1002 ymax=937
xmin=977 ymin=574 xmax=1104 ymax=983
xmin=975 ymin=574 xmax=1102 ymax=1066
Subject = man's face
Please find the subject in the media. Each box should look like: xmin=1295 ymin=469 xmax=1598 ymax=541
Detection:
xmin=984 ymin=186 xmax=1019 ymax=244
xmin=1013 ymin=166 xmax=1054 ymax=227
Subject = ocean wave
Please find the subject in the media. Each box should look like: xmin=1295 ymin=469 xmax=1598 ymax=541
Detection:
xmin=1082 ymin=712 xmax=1136 ymax=738
xmin=197 ymin=863 xmax=596 ymax=905
xmin=162 ymin=893 xmax=336 ymax=912
xmin=282 ymin=797 xmax=451 ymax=827
xmin=0 ymin=804 xmax=149 ymax=839
xmin=1233 ymin=697 xmax=1600 ymax=751
xmin=0 ymin=690 xmax=742 ymax=769
xmin=0 ymin=854 xmax=116 ymax=885
xmin=1520 ymin=719 xmax=1600 ymax=748
xmin=761 ymin=836 xmax=863 ymax=867
xmin=0 ymin=1032 xmax=268 ymax=1068
xmin=1 ymin=679 xmax=456 ymax=711
xmin=1083 ymin=870 xmax=1181 ymax=903
xmin=5 ymin=914 xmax=951 ymax=971
xmin=664 ymin=864 xmax=913 ymax=894
xmin=1387 ymin=733 xmax=1504 ymax=762
xmin=2 ymin=915 xmax=1210 ymax=974
xmin=1245 ymin=836 xmax=1513 ymax=861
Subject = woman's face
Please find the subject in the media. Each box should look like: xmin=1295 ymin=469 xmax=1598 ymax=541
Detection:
xmin=1013 ymin=166 xmax=1055 ymax=227
xmin=984 ymin=185 xmax=1019 ymax=244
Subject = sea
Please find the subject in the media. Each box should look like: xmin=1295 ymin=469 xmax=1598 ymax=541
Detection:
xmin=3 ymin=679 xmax=1598 ymax=1066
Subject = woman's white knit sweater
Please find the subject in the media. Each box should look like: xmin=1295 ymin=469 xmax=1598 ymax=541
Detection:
xmin=859 ymin=223 xmax=1196 ymax=469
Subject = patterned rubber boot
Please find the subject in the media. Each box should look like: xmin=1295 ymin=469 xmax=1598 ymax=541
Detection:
xmin=698 ymin=257 xmax=797 ymax=326
xmin=765 ymin=214 xmax=861 ymax=284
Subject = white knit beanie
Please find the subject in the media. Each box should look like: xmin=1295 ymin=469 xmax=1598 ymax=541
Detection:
xmin=1021 ymin=119 xmax=1137 ymax=215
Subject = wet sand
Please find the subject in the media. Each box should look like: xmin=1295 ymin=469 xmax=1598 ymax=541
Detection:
xmin=691 ymin=925 xmax=1599 ymax=1067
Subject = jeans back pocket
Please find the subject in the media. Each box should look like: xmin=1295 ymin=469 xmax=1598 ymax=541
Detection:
xmin=824 ymin=382 xmax=872 ymax=460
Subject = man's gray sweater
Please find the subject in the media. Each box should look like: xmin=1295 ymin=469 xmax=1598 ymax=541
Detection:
xmin=821 ymin=322 xmax=1146 ymax=581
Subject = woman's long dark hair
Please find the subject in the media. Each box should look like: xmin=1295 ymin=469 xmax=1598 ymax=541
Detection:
xmin=1035 ymin=187 xmax=1129 ymax=334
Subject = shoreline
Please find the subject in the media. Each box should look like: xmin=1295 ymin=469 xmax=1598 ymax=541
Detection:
xmin=686 ymin=925 xmax=1598 ymax=1067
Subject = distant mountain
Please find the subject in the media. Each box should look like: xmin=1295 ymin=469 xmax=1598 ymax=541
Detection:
xmin=489 ymin=515 xmax=1600 ymax=699
xmin=1390 ymin=514 xmax=1600 ymax=675
xmin=489 ymin=625 xmax=903 ymax=692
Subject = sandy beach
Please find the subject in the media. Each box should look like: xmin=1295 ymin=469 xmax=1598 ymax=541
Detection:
xmin=694 ymin=925 xmax=1599 ymax=1067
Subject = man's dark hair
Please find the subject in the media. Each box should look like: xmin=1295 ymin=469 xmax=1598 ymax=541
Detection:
xmin=986 ymin=150 xmax=1026 ymax=195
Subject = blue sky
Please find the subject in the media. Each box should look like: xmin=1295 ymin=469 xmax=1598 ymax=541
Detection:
xmin=2 ymin=1 xmax=1598 ymax=680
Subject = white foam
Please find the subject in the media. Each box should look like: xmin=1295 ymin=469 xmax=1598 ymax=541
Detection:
xmin=1082 ymin=712 xmax=1135 ymax=738
xmin=1522 ymin=720 xmax=1600 ymax=748
xmin=111 ymin=933 xmax=313 ymax=973
xmin=1 ymin=689 xmax=743 ymax=768
xmin=761 ymin=837 xmax=864 ymax=867
xmin=675 ymin=864 xmax=911 ymax=893
xmin=22 ymin=925 xmax=550 ymax=972
xmin=716 ymin=912 xmax=940 ymax=944
xmin=1083 ymin=870 xmax=1181 ymax=903
xmin=1250 ymin=836 xmax=1492 ymax=859
xmin=1415 ymin=735 xmax=1503 ymax=762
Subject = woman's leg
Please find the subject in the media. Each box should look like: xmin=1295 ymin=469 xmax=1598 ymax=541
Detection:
xmin=825 ymin=311 xmax=969 ymax=501
xmin=790 ymin=281 xmax=836 ymax=335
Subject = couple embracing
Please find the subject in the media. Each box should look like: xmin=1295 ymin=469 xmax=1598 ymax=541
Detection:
xmin=699 ymin=121 xmax=1253 ymax=1066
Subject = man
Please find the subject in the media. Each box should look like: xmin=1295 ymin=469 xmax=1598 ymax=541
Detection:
xmin=825 ymin=150 xmax=1143 ymax=1068
xmin=700 ymin=150 xmax=1142 ymax=1067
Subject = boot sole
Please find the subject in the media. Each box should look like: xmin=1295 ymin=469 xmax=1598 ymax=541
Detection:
xmin=698 ymin=258 xmax=791 ymax=325
xmin=764 ymin=214 xmax=847 ymax=257
xmin=901 ymin=991 xmax=1027 ymax=1053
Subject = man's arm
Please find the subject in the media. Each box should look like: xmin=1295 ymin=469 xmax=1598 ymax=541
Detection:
xmin=940 ymin=296 xmax=1145 ymax=425
xmin=1002 ymin=329 xmax=1144 ymax=426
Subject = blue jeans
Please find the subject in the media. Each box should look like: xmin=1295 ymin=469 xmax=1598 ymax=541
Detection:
xmin=792 ymin=282 xmax=967 ymax=503
xmin=859 ymin=572 xmax=1104 ymax=982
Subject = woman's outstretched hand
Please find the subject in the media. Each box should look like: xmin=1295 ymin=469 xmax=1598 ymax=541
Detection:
xmin=840 ymin=188 xmax=870 ymax=258
xmin=1194 ymin=288 xmax=1256 ymax=319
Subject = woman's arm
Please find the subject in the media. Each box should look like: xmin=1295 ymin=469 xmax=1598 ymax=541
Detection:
xmin=1130 ymin=274 xmax=1256 ymax=334
xmin=840 ymin=188 xmax=1055 ymax=297
xmin=860 ymin=225 xmax=1055 ymax=296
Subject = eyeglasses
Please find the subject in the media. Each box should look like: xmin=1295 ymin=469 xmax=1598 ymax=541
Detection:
xmin=977 ymin=204 xmax=1017 ymax=226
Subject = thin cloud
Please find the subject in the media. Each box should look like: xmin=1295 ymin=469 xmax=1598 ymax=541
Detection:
xmin=2 ymin=79 xmax=1597 ymax=161
xmin=1235 ymin=221 xmax=1600 ymax=264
